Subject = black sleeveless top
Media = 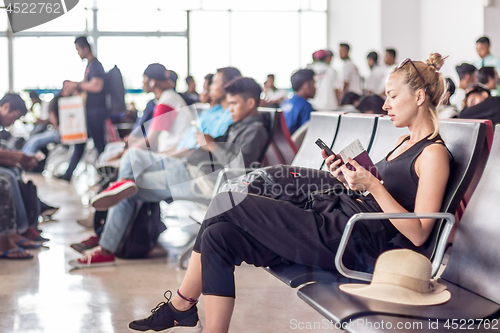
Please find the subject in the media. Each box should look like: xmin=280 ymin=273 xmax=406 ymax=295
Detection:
xmin=375 ymin=134 xmax=447 ymax=212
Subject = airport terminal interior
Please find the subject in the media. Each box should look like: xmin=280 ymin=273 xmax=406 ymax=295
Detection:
xmin=2 ymin=0 xmax=500 ymax=332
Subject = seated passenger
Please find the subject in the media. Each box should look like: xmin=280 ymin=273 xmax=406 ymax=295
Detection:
xmin=460 ymin=83 xmax=500 ymax=125
xmin=437 ymin=78 xmax=459 ymax=119
xmin=69 ymin=77 xmax=270 ymax=268
xmin=178 ymin=75 xmax=200 ymax=105
xmin=0 ymin=94 xmax=51 ymax=245
xmin=21 ymin=81 xmax=73 ymax=160
xmin=165 ymin=67 xmax=240 ymax=158
xmin=132 ymin=99 xmax=156 ymax=132
xmin=127 ymin=53 xmax=451 ymax=333
xmin=199 ymin=74 xmax=214 ymax=105
xmin=280 ymin=69 xmax=316 ymax=135
xmin=134 ymin=66 xmax=191 ymax=153
xmin=477 ymin=66 xmax=499 ymax=96
xmin=260 ymin=74 xmax=288 ymax=108
xmin=338 ymin=91 xmax=361 ymax=112
xmin=107 ymin=64 xmax=190 ymax=161
xmin=450 ymin=63 xmax=477 ymax=111
xmin=0 ymin=175 xmax=33 ymax=259
xmin=356 ymin=94 xmax=385 ymax=114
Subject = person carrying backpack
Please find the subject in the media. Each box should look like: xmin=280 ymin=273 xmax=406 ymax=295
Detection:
xmin=58 ymin=36 xmax=109 ymax=182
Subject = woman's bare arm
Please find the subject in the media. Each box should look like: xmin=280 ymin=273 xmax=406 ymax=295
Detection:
xmin=342 ymin=143 xmax=450 ymax=246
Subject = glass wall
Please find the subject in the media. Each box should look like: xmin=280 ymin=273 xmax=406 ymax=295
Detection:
xmin=1 ymin=0 xmax=327 ymax=109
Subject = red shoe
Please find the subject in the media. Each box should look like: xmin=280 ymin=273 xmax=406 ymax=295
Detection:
xmin=69 ymin=248 xmax=115 ymax=268
xmin=90 ymin=179 xmax=138 ymax=211
xmin=23 ymin=227 xmax=50 ymax=243
xmin=70 ymin=235 xmax=100 ymax=253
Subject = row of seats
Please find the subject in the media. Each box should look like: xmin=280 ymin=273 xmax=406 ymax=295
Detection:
xmin=267 ymin=113 xmax=481 ymax=282
xmin=176 ymin=108 xmax=498 ymax=328
xmin=255 ymin=111 xmax=500 ymax=332
xmin=297 ymin=125 xmax=500 ymax=332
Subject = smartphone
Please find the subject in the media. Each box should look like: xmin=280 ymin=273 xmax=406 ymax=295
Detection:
xmin=316 ymin=138 xmax=342 ymax=164
xmin=315 ymin=138 xmax=334 ymax=156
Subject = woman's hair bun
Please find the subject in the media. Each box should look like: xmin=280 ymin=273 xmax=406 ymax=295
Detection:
xmin=426 ymin=53 xmax=445 ymax=72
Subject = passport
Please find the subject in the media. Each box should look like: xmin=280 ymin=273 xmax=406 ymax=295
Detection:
xmin=338 ymin=139 xmax=382 ymax=181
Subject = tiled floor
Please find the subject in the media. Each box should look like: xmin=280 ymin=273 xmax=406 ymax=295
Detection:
xmin=0 ymin=173 xmax=339 ymax=333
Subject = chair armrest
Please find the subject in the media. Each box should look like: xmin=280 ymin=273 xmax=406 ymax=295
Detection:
xmin=335 ymin=212 xmax=455 ymax=282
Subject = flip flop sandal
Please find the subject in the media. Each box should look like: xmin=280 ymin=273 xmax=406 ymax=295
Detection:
xmin=16 ymin=238 xmax=42 ymax=249
xmin=0 ymin=248 xmax=34 ymax=260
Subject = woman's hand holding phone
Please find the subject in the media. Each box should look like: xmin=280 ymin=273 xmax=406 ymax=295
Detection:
xmin=324 ymin=152 xmax=346 ymax=184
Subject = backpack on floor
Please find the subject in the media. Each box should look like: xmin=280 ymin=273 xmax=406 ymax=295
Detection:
xmin=18 ymin=180 xmax=40 ymax=229
xmin=115 ymin=202 xmax=166 ymax=259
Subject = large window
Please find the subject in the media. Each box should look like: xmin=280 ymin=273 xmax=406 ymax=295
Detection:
xmin=189 ymin=9 xmax=327 ymax=89
xmin=13 ymin=37 xmax=87 ymax=92
xmin=2 ymin=0 xmax=327 ymax=109
xmin=97 ymin=37 xmax=188 ymax=89
xmin=1 ymin=13 xmax=9 ymax=93
xmin=0 ymin=38 xmax=7 ymax=94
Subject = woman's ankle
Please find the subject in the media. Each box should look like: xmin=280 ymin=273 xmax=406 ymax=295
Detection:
xmin=0 ymin=234 xmax=17 ymax=252
xmin=171 ymin=295 xmax=195 ymax=312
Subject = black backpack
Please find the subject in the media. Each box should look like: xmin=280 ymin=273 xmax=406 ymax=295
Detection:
xmin=18 ymin=180 xmax=40 ymax=229
xmin=104 ymin=65 xmax=126 ymax=115
xmin=115 ymin=202 xmax=166 ymax=259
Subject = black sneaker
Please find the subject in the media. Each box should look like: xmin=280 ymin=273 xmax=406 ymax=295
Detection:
xmin=129 ymin=290 xmax=202 ymax=332
xmin=40 ymin=202 xmax=60 ymax=219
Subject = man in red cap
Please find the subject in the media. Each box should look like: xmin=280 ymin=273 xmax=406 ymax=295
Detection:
xmin=307 ymin=49 xmax=341 ymax=110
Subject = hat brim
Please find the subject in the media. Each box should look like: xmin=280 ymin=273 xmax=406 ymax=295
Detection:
xmin=339 ymin=282 xmax=451 ymax=306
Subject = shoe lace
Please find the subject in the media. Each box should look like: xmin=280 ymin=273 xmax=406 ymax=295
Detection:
xmin=151 ymin=290 xmax=172 ymax=315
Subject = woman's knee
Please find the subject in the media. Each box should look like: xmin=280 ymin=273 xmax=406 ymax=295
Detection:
xmin=200 ymin=223 xmax=240 ymax=260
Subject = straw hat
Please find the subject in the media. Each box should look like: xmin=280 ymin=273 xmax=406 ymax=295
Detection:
xmin=339 ymin=249 xmax=451 ymax=306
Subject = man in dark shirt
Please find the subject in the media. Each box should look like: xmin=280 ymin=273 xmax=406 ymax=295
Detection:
xmin=460 ymin=83 xmax=500 ymax=125
xmin=179 ymin=75 xmax=199 ymax=105
xmin=69 ymin=77 xmax=270 ymax=267
xmin=58 ymin=36 xmax=108 ymax=181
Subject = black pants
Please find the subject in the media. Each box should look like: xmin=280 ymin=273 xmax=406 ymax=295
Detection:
xmin=193 ymin=191 xmax=375 ymax=298
xmin=63 ymin=107 xmax=108 ymax=180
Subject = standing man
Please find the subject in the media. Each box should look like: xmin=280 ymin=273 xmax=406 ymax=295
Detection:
xmin=365 ymin=51 xmax=387 ymax=96
xmin=60 ymin=36 xmax=108 ymax=181
xmin=382 ymin=48 xmax=397 ymax=95
xmin=307 ymin=49 xmax=341 ymax=110
xmin=473 ymin=36 xmax=500 ymax=93
xmin=383 ymin=48 xmax=397 ymax=72
xmin=339 ymin=43 xmax=363 ymax=96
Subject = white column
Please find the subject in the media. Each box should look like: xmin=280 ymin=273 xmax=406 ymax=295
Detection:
xmin=327 ymin=0 xmax=382 ymax=78
xmin=484 ymin=0 xmax=500 ymax=57
xmin=380 ymin=0 xmax=421 ymax=63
